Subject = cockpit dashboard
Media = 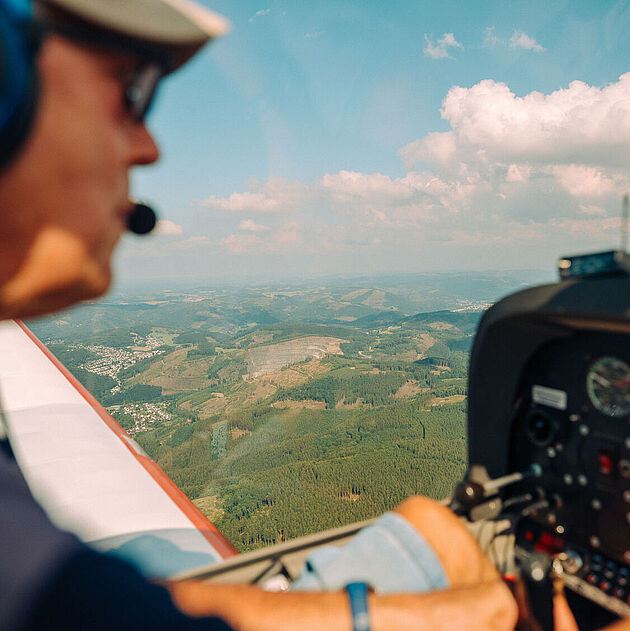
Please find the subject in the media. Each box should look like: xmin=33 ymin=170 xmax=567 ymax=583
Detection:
xmin=467 ymin=262 xmax=630 ymax=627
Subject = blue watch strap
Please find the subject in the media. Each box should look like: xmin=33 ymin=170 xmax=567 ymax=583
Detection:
xmin=345 ymin=582 xmax=371 ymax=631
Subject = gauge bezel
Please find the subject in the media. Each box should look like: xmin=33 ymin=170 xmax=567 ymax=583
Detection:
xmin=586 ymin=356 xmax=630 ymax=418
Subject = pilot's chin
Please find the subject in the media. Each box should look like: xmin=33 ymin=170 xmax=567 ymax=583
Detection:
xmin=82 ymin=264 xmax=113 ymax=300
xmin=1 ymin=268 xmax=113 ymax=321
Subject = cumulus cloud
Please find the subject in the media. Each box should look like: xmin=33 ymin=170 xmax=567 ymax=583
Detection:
xmin=200 ymin=179 xmax=307 ymax=213
xmin=154 ymin=220 xmax=183 ymax=235
xmin=550 ymin=217 xmax=621 ymax=238
xmin=423 ymin=33 xmax=463 ymax=59
xmin=400 ymin=131 xmax=457 ymax=170
xmin=402 ymin=73 xmax=630 ymax=169
xmin=506 ymin=164 xmax=531 ymax=183
xmin=202 ymin=74 xmax=630 ymax=264
xmin=483 ymin=26 xmax=502 ymax=47
xmin=318 ymin=170 xmax=474 ymax=222
xmin=238 ymin=219 xmax=270 ymax=232
xmin=221 ymin=222 xmax=301 ymax=254
xmin=509 ymin=30 xmax=545 ymax=52
xmin=550 ymin=165 xmax=615 ymax=197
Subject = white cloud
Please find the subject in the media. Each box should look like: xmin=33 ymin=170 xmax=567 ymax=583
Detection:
xmin=221 ymin=222 xmax=301 ymax=254
xmin=200 ymin=179 xmax=307 ymax=214
xmin=550 ymin=217 xmax=621 ymax=238
xmin=509 ymin=30 xmax=545 ymax=52
xmin=550 ymin=165 xmax=615 ymax=197
xmin=423 ymin=33 xmax=463 ymax=59
xmin=483 ymin=26 xmax=502 ymax=48
xmin=320 ymin=170 xmax=416 ymax=202
xmin=400 ymin=131 xmax=457 ymax=169
xmin=506 ymin=164 xmax=531 ymax=183
xmin=402 ymin=74 xmax=630 ymax=169
xmin=238 ymin=219 xmax=270 ymax=232
xmin=305 ymin=31 xmax=323 ymax=39
xmin=203 ymin=192 xmax=280 ymax=213
xmin=484 ymin=27 xmax=544 ymax=53
xmin=154 ymin=220 xmax=183 ymax=235
xmin=201 ymin=75 xmax=630 ymax=266
xmin=249 ymin=8 xmax=270 ymax=22
xmin=317 ymin=169 xmax=480 ymax=226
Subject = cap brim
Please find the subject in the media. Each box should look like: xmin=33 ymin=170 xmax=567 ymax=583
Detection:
xmin=41 ymin=0 xmax=230 ymax=70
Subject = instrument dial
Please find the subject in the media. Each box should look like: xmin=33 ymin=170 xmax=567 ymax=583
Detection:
xmin=586 ymin=357 xmax=630 ymax=417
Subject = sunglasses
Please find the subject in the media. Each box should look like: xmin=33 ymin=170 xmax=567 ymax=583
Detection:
xmin=30 ymin=18 xmax=169 ymax=122
xmin=123 ymin=63 xmax=163 ymax=122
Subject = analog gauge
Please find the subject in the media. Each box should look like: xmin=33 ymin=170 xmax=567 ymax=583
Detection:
xmin=586 ymin=357 xmax=630 ymax=417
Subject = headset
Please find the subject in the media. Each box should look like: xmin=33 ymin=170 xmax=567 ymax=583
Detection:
xmin=0 ymin=0 xmax=38 ymax=171
xmin=0 ymin=0 xmax=156 ymax=234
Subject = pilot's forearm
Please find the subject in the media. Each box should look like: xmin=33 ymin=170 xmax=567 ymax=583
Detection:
xmin=167 ymin=579 xmax=517 ymax=631
xmin=371 ymin=582 xmax=518 ymax=631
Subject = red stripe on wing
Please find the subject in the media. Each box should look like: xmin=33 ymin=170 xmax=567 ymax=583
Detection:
xmin=15 ymin=319 xmax=238 ymax=559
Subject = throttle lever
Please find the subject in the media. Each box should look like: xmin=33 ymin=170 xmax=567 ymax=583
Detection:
xmin=451 ymin=464 xmax=542 ymax=521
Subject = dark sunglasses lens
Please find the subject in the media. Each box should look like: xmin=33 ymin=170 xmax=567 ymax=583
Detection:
xmin=125 ymin=64 xmax=162 ymax=121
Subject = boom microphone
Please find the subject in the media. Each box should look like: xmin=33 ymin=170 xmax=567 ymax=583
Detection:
xmin=127 ymin=201 xmax=157 ymax=235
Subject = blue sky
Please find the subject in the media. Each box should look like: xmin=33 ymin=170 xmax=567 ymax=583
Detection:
xmin=118 ymin=0 xmax=630 ymax=285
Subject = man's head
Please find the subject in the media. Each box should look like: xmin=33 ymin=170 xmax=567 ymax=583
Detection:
xmin=0 ymin=0 xmax=228 ymax=319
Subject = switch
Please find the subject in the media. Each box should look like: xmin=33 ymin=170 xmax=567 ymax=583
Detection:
xmin=598 ymin=451 xmax=614 ymax=475
xmin=591 ymin=555 xmax=603 ymax=571
xmin=600 ymin=580 xmax=612 ymax=593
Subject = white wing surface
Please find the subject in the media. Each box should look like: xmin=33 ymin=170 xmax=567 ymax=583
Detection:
xmin=0 ymin=320 xmax=237 ymax=576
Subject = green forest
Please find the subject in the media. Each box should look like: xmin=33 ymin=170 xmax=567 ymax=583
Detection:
xmin=136 ymin=399 xmax=467 ymax=551
xmin=32 ymin=281 xmax=494 ymax=553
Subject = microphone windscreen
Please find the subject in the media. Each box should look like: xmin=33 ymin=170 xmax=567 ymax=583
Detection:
xmin=128 ymin=202 xmax=157 ymax=235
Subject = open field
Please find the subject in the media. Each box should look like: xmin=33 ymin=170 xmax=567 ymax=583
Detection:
xmin=246 ymin=337 xmax=345 ymax=378
xmin=131 ymin=348 xmax=214 ymax=394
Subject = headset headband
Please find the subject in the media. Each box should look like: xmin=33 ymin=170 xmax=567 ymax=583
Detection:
xmin=0 ymin=0 xmax=39 ymax=170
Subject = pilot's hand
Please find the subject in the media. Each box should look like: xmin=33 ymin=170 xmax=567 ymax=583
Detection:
xmin=394 ymin=496 xmax=518 ymax=630
xmin=552 ymin=592 xmax=580 ymax=631
xmin=395 ymin=496 xmax=501 ymax=587
xmin=552 ymin=590 xmax=629 ymax=631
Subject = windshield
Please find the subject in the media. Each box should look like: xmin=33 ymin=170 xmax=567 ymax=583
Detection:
xmin=27 ymin=0 xmax=630 ymax=573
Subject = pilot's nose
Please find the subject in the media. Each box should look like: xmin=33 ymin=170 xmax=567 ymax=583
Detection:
xmin=128 ymin=124 xmax=160 ymax=166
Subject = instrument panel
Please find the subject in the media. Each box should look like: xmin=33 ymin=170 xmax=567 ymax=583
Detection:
xmin=508 ymin=330 xmax=630 ymax=611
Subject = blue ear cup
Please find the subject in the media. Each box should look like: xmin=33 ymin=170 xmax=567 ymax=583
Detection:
xmin=0 ymin=0 xmax=39 ymax=170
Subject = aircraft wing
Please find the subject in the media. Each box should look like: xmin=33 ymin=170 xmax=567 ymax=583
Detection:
xmin=0 ymin=319 xmax=237 ymax=577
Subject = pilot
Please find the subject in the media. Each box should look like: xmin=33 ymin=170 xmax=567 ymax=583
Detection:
xmin=0 ymin=1 xmax=608 ymax=630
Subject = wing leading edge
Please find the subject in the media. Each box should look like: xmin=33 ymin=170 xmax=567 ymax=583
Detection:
xmin=0 ymin=320 xmax=237 ymax=576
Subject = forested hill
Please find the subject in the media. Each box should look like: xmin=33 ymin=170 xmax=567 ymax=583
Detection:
xmin=27 ymin=276 xmax=518 ymax=552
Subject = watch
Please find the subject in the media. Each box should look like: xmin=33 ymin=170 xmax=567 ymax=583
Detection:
xmin=345 ymin=582 xmax=371 ymax=631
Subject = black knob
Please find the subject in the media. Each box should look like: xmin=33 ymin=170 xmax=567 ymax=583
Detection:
xmin=526 ymin=410 xmax=557 ymax=447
